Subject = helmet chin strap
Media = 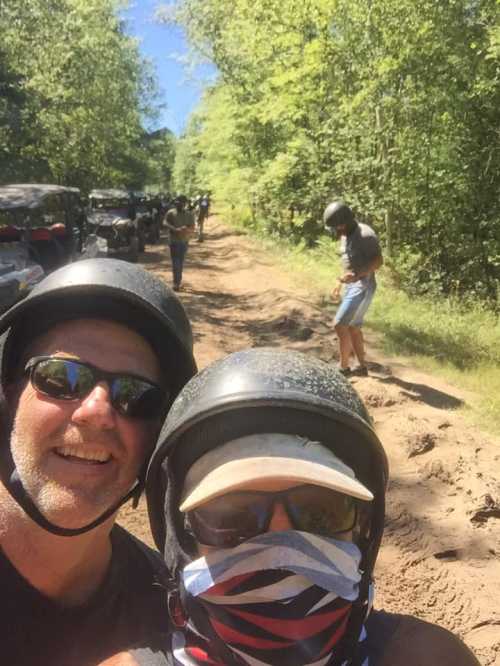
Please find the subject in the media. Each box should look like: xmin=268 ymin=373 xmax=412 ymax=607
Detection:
xmin=0 ymin=430 xmax=144 ymax=536
xmin=3 ymin=466 xmax=143 ymax=536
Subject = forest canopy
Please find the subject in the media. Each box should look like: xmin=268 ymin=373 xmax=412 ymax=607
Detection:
xmin=0 ymin=0 xmax=174 ymax=192
xmin=164 ymin=0 xmax=500 ymax=303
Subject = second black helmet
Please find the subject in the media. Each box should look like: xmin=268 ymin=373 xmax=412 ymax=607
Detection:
xmin=323 ymin=201 xmax=357 ymax=234
xmin=146 ymin=347 xmax=388 ymax=578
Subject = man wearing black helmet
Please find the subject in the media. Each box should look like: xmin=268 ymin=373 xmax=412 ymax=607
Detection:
xmin=0 ymin=258 xmax=196 ymax=666
xmin=165 ymin=196 xmax=195 ymax=291
xmin=323 ymin=202 xmax=383 ymax=377
xmin=105 ymin=348 xmax=478 ymax=666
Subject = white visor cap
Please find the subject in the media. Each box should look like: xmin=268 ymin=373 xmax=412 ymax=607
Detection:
xmin=180 ymin=433 xmax=374 ymax=512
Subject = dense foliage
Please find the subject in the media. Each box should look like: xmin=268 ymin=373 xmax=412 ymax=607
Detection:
xmin=0 ymin=0 xmax=174 ymax=192
xmin=164 ymin=0 xmax=500 ymax=303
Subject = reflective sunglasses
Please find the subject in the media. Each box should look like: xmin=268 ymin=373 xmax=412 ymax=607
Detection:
xmin=186 ymin=484 xmax=358 ymax=548
xmin=25 ymin=355 xmax=166 ymax=420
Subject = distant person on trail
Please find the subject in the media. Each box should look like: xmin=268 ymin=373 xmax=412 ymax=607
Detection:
xmin=196 ymin=194 xmax=210 ymax=242
xmin=324 ymin=201 xmax=383 ymax=378
xmin=100 ymin=348 xmax=479 ymax=666
xmin=165 ymin=195 xmax=195 ymax=291
xmin=0 ymin=259 xmax=196 ymax=666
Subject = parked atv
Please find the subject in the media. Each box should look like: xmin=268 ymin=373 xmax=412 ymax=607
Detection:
xmin=0 ymin=183 xmax=85 ymax=312
xmin=88 ymin=189 xmax=140 ymax=262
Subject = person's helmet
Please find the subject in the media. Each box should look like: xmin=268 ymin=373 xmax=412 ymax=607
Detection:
xmin=0 ymin=258 xmax=197 ymax=537
xmin=147 ymin=349 xmax=388 ymax=662
xmin=147 ymin=346 xmax=388 ymax=577
xmin=323 ymin=201 xmax=357 ymax=234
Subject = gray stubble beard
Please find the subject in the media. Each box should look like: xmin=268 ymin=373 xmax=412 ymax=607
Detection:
xmin=9 ymin=418 xmax=122 ymax=530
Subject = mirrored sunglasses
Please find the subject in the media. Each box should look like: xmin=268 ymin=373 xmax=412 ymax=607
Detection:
xmin=186 ymin=484 xmax=358 ymax=548
xmin=25 ymin=355 xmax=166 ymax=420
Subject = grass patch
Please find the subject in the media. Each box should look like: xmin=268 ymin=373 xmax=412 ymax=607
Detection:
xmin=221 ymin=209 xmax=500 ymax=435
xmin=368 ymin=282 xmax=499 ymax=369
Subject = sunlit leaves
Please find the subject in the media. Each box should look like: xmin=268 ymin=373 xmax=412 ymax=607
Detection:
xmin=0 ymin=0 xmax=162 ymax=190
xmin=169 ymin=0 xmax=500 ymax=302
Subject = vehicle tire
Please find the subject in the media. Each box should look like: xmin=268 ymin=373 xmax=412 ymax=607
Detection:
xmin=128 ymin=236 xmax=139 ymax=263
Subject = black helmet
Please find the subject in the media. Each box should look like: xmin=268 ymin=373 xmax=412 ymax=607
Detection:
xmin=0 ymin=258 xmax=197 ymax=537
xmin=323 ymin=201 xmax=357 ymax=234
xmin=147 ymin=348 xmax=388 ymax=570
xmin=146 ymin=348 xmax=388 ymax=663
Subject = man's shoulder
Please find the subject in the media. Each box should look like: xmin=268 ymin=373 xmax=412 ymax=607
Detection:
xmin=106 ymin=527 xmax=170 ymax=642
xmin=111 ymin=525 xmax=167 ymax=583
xmin=357 ymin=222 xmax=378 ymax=239
xmin=372 ymin=611 xmax=480 ymax=666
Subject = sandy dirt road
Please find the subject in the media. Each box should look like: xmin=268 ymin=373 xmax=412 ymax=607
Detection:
xmin=119 ymin=217 xmax=500 ymax=664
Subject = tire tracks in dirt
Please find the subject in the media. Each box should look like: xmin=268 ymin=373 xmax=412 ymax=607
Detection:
xmin=119 ymin=218 xmax=500 ymax=664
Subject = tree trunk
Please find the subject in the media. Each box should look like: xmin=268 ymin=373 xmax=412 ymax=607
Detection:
xmin=385 ymin=208 xmax=394 ymax=258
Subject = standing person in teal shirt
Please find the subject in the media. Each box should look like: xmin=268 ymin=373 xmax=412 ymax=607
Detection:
xmin=165 ymin=195 xmax=195 ymax=291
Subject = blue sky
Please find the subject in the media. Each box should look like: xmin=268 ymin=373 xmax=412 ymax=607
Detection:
xmin=122 ymin=1 xmax=216 ymax=135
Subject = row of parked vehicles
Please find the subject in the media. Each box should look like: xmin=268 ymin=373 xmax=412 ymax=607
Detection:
xmin=0 ymin=184 xmax=169 ymax=313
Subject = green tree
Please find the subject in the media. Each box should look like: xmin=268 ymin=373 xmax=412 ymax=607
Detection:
xmin=144 ymin=128 xmax=176 ymax=192
xmin=162 ymin=0 xmax=500 ymax=302
xmin=0 ymin=0 xmax=161 ymax=191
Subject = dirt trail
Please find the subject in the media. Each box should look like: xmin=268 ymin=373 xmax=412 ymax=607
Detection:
xmin=119 ymin=217 xmax=500 ymax=664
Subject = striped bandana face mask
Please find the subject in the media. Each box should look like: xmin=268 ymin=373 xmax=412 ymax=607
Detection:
xmin=173 ymin=530 xmax=364 ymax=666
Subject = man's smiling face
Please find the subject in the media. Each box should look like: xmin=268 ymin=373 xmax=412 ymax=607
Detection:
xmin=9 ymin=318 xmax=161 ymax=529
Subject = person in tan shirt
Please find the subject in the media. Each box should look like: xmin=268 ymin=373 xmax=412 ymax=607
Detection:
xmin=164 ymin=195 xmax=195 ymax=291
xmin=101 ymin=349 xmax=480 ymax=666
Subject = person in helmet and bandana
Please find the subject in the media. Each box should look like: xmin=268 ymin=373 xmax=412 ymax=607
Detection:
xmin=105 ymin=348 xmax=478 ymax=666
xmin=0 ymin=259 xmax=196 ymax=665
xmin=323 ymin=202 xmax=383 ymax=378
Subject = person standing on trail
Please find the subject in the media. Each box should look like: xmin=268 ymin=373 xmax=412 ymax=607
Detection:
xmin=165 ymin=195 xmax=195 ymax=291
xmin=102 ymin=348 xmax=479 ymax=666
xmin=324 ymin=201 xmax=383 ymax=378
xmin=0 ymin=259 xmax=196 ymax=666
xmin=196 ymin=194 xmax=210 ymax=242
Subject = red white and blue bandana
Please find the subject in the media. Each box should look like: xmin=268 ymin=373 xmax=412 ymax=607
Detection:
xmin=173 ymin=531 xmax=371 ymax=666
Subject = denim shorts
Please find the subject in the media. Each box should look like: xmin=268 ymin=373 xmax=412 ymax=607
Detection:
xmin=334 ymin=278 xmax=376 ymax=327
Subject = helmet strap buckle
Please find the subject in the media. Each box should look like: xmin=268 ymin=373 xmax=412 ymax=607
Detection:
xmin=168 ymin=588 xmax=187 ymax=628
